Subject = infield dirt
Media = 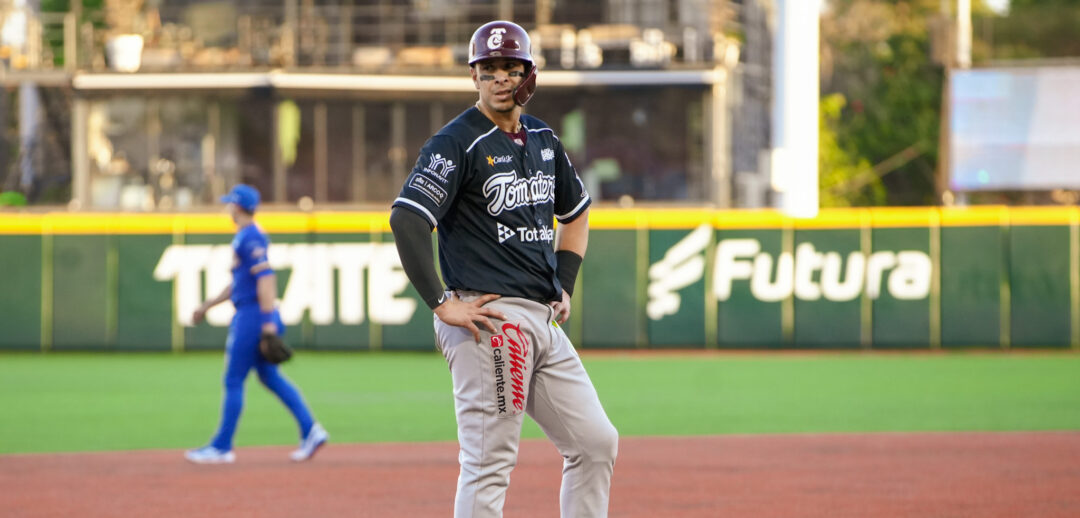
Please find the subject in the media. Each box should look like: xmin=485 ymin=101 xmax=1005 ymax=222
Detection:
xmin=3 ymin=432 xmax=1079 ymax=517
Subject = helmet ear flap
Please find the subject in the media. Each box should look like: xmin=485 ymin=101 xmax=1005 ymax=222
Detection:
xmin=513 ymin=66 xmax=538 ymax=106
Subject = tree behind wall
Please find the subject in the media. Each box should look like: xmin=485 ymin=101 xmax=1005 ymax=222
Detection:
xmin=821 ymin=0 xmax=944 ymax=206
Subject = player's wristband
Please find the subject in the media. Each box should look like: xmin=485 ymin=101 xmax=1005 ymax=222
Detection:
xmin=555 ymin=250 xmax=583 ymax=297
xmin=260 ymin=311 xmax=275 ymax=327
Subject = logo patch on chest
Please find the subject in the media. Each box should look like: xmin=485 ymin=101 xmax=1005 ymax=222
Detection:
xmin=487 ymin=155 xmax=513 ymax=167
xmin=541 ymin=148 xmax=555 ymax=161
xmin=496 ymin=222 xmax=553 ymax=244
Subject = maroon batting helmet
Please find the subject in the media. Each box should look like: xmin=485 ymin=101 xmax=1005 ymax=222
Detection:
xmin=468 ymin=21 xmax=537 ymax=106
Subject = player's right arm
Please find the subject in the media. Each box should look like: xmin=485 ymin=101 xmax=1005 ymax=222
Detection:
xmin=192 ymin=285 xmax=231 ymax=325
xmin=390 ymin=134 xmax=506 ymax=341
xmin=389 ymin=208 xmax=506 ymax=341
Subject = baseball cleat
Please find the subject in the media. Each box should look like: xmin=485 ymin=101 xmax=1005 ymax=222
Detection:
xmin=184 ymin=446 xmax=236 ymax=464
xmin=290 ymin=422 xmax=329 ymax=462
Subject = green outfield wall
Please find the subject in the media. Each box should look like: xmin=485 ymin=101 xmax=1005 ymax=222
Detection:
xmin=1 ymin=207 xmax=1078 ymax=351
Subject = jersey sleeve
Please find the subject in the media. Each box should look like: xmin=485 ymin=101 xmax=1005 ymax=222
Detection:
xmin=552 ymin=140 xmax=591 ymax=224
xmin=238 ymin=230 xmax=273 ymax=278
xmin=392 ymin=134 xmax=467 ymax=228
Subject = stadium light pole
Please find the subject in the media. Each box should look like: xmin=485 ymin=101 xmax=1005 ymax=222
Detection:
xmin=770 ymin=0 xmax=820 ymax=218
xmin=956 ymin=0 xmax=972 ymax=70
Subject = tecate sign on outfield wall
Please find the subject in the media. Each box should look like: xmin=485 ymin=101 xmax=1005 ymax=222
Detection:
xmin=647 ymin=225 xmax=932 ymax=320
xmin=154 ymin=243 xmax=417 ymax=327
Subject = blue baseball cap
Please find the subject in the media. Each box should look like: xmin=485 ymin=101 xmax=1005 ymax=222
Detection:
xmin=221 ymin=184 xmax=260 ymax=212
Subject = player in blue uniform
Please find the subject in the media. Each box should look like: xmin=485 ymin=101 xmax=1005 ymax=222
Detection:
xmin=390 ymin=21 xmax=617 ymax=518
xmin=184 ymin=184 xmax=328 ymax=464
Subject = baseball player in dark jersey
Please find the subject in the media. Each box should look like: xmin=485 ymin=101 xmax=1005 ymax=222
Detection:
xmin=390 ymin=20 xmax=618 ymax=518
xmin=184 ymin=184 xmax=328 ymax=464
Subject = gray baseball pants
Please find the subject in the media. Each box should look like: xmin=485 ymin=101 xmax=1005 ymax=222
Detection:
xmin=434 ymin=291 xmax=618 ymax=518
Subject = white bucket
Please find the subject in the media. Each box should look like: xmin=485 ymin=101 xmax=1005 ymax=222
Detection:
xmin=105 ymin=34 xmax=144 ymax=72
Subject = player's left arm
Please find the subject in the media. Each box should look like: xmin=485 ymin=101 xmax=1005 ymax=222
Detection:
xmin=550 ymin=137 xmax=591 ymax=323
xmin=551 ymin=210 xmax=588 ymax=324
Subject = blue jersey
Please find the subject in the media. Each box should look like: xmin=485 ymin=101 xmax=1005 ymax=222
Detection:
xmin=230 ymin=223 xmax=273 ymax=307
xmin=393 ymin=107 xmax=591 ymax=303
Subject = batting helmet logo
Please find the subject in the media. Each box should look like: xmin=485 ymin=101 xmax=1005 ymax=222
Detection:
xmin=469 ymin=21 xmax=538 ymax=106
xmin=487 ymin=28 xmax=507 ymax=50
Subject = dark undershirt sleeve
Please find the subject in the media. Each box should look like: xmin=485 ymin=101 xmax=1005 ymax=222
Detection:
xmin=389 ymin=207 xmax=446 ymax=310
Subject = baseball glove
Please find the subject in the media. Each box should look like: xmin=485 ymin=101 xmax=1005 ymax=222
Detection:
xmin=259 ymin=332 xmax=293 ymax=364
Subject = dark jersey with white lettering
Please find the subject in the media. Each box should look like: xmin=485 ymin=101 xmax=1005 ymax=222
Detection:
xmin=393 ymin=107 xmax=591 ymax=303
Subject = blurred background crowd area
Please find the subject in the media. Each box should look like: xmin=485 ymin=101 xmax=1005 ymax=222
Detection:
xmin=0 ymin=0 xmax=1077 ymax=210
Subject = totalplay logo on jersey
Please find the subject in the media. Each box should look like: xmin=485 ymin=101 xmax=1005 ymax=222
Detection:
xmin=483 ymin=171 xmax=555 ymax=216
xmin=497 ymin=222 xmax=554 ymax=244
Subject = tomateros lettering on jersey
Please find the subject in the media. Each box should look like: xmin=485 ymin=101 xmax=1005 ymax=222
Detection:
xmin=154 ymin=243 xmax=417 ymax=327
xmin=483 ymin=170 xmax=556 ymax=216
xmin=647 ymin=224 xmax=933 ymax=320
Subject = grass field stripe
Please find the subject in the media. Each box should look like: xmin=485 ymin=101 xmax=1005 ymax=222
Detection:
xmin=6 ymin=353 xmax=1080 ymax=453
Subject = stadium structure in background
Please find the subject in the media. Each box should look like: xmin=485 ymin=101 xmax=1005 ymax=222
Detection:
xmin=0 ymin=0 xmax=757 ymax=210
xmin=1 ymin=1 xmax=1075 ymax=212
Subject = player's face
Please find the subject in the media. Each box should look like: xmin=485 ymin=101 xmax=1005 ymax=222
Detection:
xmin=226 ymin=202 xmax=241 ymax=224
xmin=471 ymin=58 xmax=527 ymax=113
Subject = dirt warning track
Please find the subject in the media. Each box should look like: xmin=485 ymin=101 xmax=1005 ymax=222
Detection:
xmin=3 ymin=432 xmax=1079 ymax=517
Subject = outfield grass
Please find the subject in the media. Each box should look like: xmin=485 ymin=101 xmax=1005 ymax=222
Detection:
xmin=2 ymin=351 xmax=1079 ymax=454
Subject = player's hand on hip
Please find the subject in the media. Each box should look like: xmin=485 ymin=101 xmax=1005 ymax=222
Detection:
xmin=434 ymin=293 xmax=507 ymax=342
xmin=549 ymin=290 xmax=571 ymax=325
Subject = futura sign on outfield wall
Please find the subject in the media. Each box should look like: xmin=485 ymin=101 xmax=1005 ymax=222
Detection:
xmin=647 ymin=225 xmax=933 ymax=320
xmin=154 ymin=243 xmax=417 ymax=327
